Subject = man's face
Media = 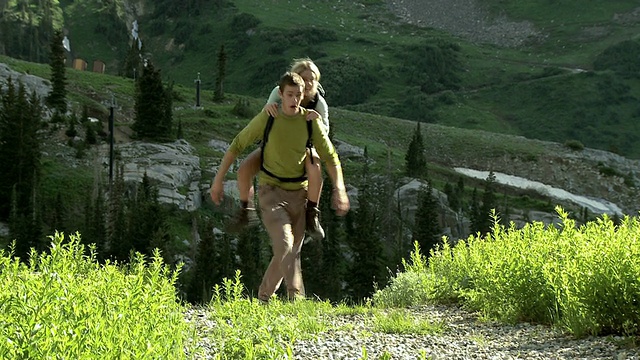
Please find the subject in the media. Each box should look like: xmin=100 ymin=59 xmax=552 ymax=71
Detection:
xmin=279 ymin=84 xmax=304 ymax=116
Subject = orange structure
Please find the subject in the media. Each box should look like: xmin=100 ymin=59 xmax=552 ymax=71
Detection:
xmin=72 ymin=58 xmax=87 ymax=71
xmin=92 ymin=60 xmax=106 ymax=73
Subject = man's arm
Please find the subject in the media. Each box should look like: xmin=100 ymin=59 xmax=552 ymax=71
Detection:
xmin=324 ymin=163 xmax=350 ymax=216
xmin=210 ymin=112 xmax=268 ymax=204
xmin=210 ymin=150 xmax=238 ymax=205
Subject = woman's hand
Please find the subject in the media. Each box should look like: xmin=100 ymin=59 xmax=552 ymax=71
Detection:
xmin=306 ymin=110 xmax=320 ymax=121
xmin=263 ymin=103 xmax=279 ymax=117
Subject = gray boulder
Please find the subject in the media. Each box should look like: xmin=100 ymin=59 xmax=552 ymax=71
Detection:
xmin=394 ymin=179 xmax=469 ymax=241
xmin=0 ymin=63 xmax=51 ymax=100
xmin=110 ymin=139 xmax=202 ymax=210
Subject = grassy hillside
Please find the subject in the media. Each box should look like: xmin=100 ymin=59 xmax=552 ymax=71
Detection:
xmin=10 ymin=1 xmax=640 ymax=153
xmin=41 ymin=0 xmax=640 ymax=158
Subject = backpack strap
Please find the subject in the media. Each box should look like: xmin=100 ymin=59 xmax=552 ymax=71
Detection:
xmin=260 ymin=115 xmax=310 ymax=182
xmin=306 ymin=119 xmax=314 ymax=165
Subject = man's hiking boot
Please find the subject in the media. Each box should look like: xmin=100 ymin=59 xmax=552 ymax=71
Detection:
xmin=225 ymin=207 xmax=258 ymax=234
xmin=305 ymin=206 xmax=325 ymax=242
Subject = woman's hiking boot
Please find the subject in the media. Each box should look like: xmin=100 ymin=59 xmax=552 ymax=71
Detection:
xmin=305 ymin=206 xmax=325 ymax=242
xmin=225 ymin=207 xmax=258 ymax=233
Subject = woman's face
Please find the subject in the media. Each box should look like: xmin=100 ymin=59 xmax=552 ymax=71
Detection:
xmin=298 ymin=69 xmax=318 ymax=98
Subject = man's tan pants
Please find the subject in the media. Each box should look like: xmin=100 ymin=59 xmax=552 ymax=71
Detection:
xmin=257 ymin=184 xmax=307 ymax=301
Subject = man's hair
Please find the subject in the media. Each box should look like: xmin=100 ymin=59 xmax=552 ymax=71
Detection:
xmin=278 ymin=71 xmax=305 ymax=92
xmin=290 ymin=58 xmax=321 ymax=82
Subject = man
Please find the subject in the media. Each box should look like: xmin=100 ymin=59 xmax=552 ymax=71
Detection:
xmin=210 ymin=71 xmax=349 ymax=302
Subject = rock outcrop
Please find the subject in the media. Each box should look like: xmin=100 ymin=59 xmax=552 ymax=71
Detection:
xmin=108 ymin=139 xmax=202 ymax=211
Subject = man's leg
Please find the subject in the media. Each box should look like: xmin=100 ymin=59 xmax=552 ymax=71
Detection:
xmin=226 ymin=148 xmax=261 ymax=233
xmin=257 ymin=185 xmax=307 ymax=301
xmin=305 ymin=147 xmax=324 ymax=241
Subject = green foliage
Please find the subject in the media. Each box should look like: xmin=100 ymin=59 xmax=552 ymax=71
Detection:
xmin=372 ymin=309 xmax=442 ymax=335
xmin=46 ymin=29 xmax=67 ymax=114
xmin=413 ymin=182 xmax=441 ymax=256
xmin=0 ymin=78 xmax=43 ymax=257
xmin=133 ymin=61 xmax=173 ymax=140
xmin=230 ymin=13 xmax=261 ymax=33
xmin=235 ymin=224 xmax=267 ymax=297
xmin=0 ymin=0 xmax=62 ymax=63
xmin=214 ymin=45 xmax=226 ymax=101
xmin=593 ymin=40 xmax=640 ymax=78
xmin=469 ymin=172 xmax=499 ymax=235
xmin=405 ymin=122 xmax=427 ymax=177
xmin=564 ymin=139 xmax=584 ymax=151
xmin=373 ymin=242 xmax=432 ymax=307
xmin=204 ymin=271 xmax=329 ymax=358
xmin=260 ymin=26 xmax=338 ymax=55
xmin=231 ymin=97 xmax=257 ymax=118
xmin=346 ymin=147 xmax=388 ymax=301
xmin=399 ymin=40 xmax=462 ymax=94
xmin=317 ymin=56 xmax=381 ymax=106
xmin=0 ymin=232 xmax=192 ymax=358
xmin=121 ymin=41 xmax=143 ymax=79
xmin=395 ymin=207 xmax=640 ymax=337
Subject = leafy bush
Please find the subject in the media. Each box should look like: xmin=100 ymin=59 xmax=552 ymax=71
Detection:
xmin=230 ymin=13 xmax=261 ymax=33
xmin=564 ymin=139 xmax=584 ymax=151
xmin=398 ymin=40 xmax=462 ymax=94
xmin=593 ymin=40 xmax=640 ymax=78
xmin=317 ymin=56 xmax=381 ymax=106
xmin=597 ymin=163 xmax=623 ymax=178
xmin=0 ymin=232 xmax=193 ymax=358
xmin=373 ymin=243 xmax=434 ymax=307
xmin=231 ymin=97 xmax=256 ymax=118
xmin=383 ymin=208 xmax=640 ymax=337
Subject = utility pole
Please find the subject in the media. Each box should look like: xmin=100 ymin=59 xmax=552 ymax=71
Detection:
xmin=109 ymin=94 xmax=115 ymax=187
xmin=195 ymin=72 xmax=201 ymax=108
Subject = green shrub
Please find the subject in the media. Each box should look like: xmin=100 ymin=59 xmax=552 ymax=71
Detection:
xmin=0 ymin=232 xmax=194 ymax=358
xmin=318 ymin=56 xmax=381 ymax=106
xmin=230 ymin=13 xmax=261 ymax=33
xmin=231 ymin=97 xmax=256 ymax=118
xmin=409 ymin=208 xmax=640 ymax=337
xmin=564 ymin=139 xmax=584 ymax=151
xmin=593 ymin=40 xmax=640 ymax=78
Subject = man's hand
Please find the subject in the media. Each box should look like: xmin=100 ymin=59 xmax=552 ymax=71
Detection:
xmin=263 ymin=103 xmax=278 ymax=117
xmin=332 ymin=187 xmax=350 ymax=216
xmin=210 ymin=180 xmax=224 ymax=205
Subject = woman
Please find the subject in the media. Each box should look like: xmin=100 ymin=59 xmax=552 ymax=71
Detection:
xmin=227 ymin=58 xmax=330 ymax=242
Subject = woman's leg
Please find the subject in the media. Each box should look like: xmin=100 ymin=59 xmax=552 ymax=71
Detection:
xmin=305 ymin=148 xmax=323 ymax=204
xmin=237 ymin=148 xmax=262 ymax=207
xmin=226 ymin=148 xmax=262 ymax=233
xmin=305 ymin=147 xmax=324 ymax=241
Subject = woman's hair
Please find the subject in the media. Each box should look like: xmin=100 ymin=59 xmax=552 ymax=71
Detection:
xmin=290 ymin=58 xmax=321 ymax=82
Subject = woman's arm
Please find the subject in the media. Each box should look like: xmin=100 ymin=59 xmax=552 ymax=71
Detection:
xmin=316 ymin=95 xmax=330 ymax=132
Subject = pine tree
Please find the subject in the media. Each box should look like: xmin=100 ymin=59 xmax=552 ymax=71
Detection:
xmin=412 ymin=181 xmax=441 ymax=257
xmin=479 ymin=171 xmax=498 ymax=234
xmin=133 ymin=60 xmax=172 ymax=140
xmin=106 ymin=165 xmax=131 ymax=262
xmin=46 ymin=29 xmax=67 ymax=114
xmin=346 ymin=147 xmax=386 ymax=301
xmin=188 ymin=217 xmax=219 ymax=303
xmin=0 ymin=79 xmax=43 ymax=257
xmin=122 ymin=40 xmax=142 ymax=79
xmin=83 ymin=183 xmax=107 ymax=260
xmin=235 ymin=225 xmax=265 ymax=297
xmin=469 ymin=187 xmax=481 ymax=234
xmin=214 ymin=44 xmax=226 ymax=101
xmin=127 ymin=172 xmax=171 ymax=260
xmin=469 ymin=172 xmax=498 ymax=235
xmin=404 ymin=122 xmax=426 ymax=177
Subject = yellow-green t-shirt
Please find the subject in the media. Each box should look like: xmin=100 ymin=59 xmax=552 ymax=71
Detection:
xmin=228 ymin=109 xmax=340 ymax=190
